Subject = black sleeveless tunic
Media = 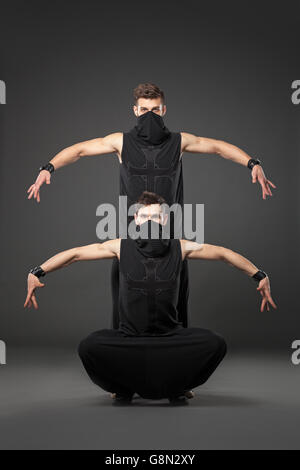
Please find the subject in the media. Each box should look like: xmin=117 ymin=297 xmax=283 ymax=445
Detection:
xmin=119 ymin=131 xmax=183 ymax=212
xmin=118 ymin=238 xmax=184 ymax=337
xmin=111 ymin=129 xmax=189 ymax=330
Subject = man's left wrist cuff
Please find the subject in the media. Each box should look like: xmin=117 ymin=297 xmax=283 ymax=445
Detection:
xmin=29 ymin=266 xmax=46 ymax=278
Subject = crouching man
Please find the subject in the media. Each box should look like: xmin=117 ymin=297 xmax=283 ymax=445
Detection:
xmin=24 ymin=191 xmax=277 ymax=405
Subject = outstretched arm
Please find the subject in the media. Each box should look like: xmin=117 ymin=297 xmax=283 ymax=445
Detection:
xmin=181 ymin=240 xmax=277 ymax=312
xmin=24 ymin=239 xmax=120 ymax=309
xmin=181 ymin=132 xmax=276 ymax=199
xmin=27 ymin=132 xmax=122 ymax=202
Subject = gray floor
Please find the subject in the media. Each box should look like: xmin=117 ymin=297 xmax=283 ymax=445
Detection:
xmin=0 ymin=347 xmax=299 ymax=449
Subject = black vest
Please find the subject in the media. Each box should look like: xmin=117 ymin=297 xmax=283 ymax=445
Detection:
xmin=118 ymin=238 xmax=184 ymax=337
xmin=120 ymin=131 xmax=183 ymax=209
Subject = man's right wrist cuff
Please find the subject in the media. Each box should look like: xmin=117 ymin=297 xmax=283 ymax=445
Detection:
xmin=252 ymin=270 xmax=267 ymax=282
xmin=247 ymin=158 xmax=261 ymax=170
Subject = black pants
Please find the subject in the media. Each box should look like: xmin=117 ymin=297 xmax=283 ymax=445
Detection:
xmin=78 ymin=327 xmax=227 ymax=399
xmin=110 ymin=257 xmax=190 ymax=329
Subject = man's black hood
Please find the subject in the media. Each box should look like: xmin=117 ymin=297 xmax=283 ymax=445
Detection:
xmin=129 ymin=110 xmax=171 ymax=146
xmin=135 ymin=220 xmax=170 ymax=257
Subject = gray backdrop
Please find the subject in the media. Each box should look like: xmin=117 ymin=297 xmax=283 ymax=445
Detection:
xmin=0 ymin=0 xmax=299 ymax=349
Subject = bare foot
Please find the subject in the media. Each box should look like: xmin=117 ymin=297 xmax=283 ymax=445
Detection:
xmin=110 ymin=393 xmax=117 ymax=399
xmin=184 ymin=390 xmax=195 ymax=399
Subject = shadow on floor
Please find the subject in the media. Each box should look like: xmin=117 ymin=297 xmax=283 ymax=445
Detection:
xmin=83 ymin=391 xmax=263 ymax=408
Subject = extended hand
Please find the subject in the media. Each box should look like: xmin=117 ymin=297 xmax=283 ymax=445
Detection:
xmin=251 ymin=165 xmax=276 ymax=199
xmin=257 ymin=277 xmax=277 ymax=312
xmin=27 ymin=170 xmax=51 ymax=203
xmin=24 ymin=273 xmax=45 ymax=309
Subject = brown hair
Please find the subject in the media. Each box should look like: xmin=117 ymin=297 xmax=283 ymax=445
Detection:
xmin=133 ymin=83 xmax=165 ymax=105
xmin=136 ymin=191 xmax=166 ymax=207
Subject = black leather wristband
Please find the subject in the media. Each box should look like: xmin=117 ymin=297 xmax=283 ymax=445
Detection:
xmin=29 ymin=266 xmax=46 ymax=278
xmin=252 ymin=270 xmax=267 ymax=283
xmin=39 ymin=163 xmax=55 ymax=174
xmin=247 ymin=158 xmax=261 ymax=170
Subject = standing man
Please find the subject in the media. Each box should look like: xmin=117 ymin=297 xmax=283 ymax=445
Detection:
xmin=26 ymin=83 xmax=276 ymax=331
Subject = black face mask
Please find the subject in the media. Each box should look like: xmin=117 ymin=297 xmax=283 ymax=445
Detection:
xmin=132 ymin=111 xmax=171 ymax=145
xmin=135 ymin=219 xmax=170 ymax=257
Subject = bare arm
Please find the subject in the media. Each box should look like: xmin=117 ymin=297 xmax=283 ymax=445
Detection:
xmin=24 ymin=239 xmax=120 ymax=309
xmin=181 ymin=132 xmax=276 ymax=199
xmin=183 ymin=241 xmax=258 ymax=275
xmin=181 ymin=240 xmax=277 ymax=312
xmin=39 ymin=239 xmax=119 ymax=273
xmin=50 ymin=133 xmax=122 ymax=169
xmin=27 ymin=132 xmax=123 ymax=202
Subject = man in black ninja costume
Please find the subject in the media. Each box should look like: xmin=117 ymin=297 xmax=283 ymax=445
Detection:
xmin=26 ymin=83 xmax=277 ymax=337
xmin=24 ymin=191 xmax=277 ymax=405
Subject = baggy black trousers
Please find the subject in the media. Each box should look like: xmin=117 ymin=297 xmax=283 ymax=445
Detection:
xmin=110 ymin=257 xmax=190 ymax=330
xmin=78 ymin=327 xmax=227 ymax=399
